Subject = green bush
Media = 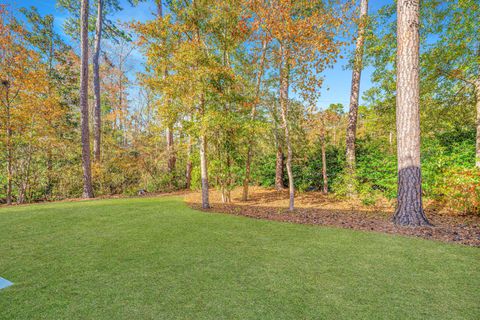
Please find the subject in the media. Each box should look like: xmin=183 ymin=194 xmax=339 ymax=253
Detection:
xmin=433 ymin=168 xmax=480 ymax=215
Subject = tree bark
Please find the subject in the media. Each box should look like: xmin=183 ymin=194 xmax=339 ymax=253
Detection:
xmin=80 ymin=0 xmax=94 ymax=198
xmin=166 ymin=125 xmax=176 ymax=174
xmin=199 ymin=132 xmax=210 ymax=209
xmin=475 ymin=81 xmax=480 ymax=168
xmin=275 ymin=145 xmax=285 ymax=190
xmin=93 ymin=0 xmax=103 ymax=162
xmin=242 ymin=38 xmax=268 ymax=201
xmin=156 ymin=0 xmax=162 ymax=16
xmin=279 ymin=46 xmax=294 ymax=211
xmin=272 ymin=104 xmax=285 ymax=191
xmin=193 ymin=0 xmax=208 ymax=208
xmin=198 ymin=92 xmax=210 ymax=208
xmin=389 ymin=130 xmax=393 ymax=154
xmin=157 ymin=0 xmax=176 ymax=179
xmin=393 ymin=0 xmax=429 ymax=226
xmin=45 ymin=22 xmax=55 ymax=199
xmin=345 ymin=0 xmax=368 ymax=194
xmin=185 ymin=135 xmax=192 ymax=189
xmin=321 ymin=136 xmax=328 ymax=194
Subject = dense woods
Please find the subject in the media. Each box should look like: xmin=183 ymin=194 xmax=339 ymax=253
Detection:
xmin=1 ymin=0 xmax=479 ymax=221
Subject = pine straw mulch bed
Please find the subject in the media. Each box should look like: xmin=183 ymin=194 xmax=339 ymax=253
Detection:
xmin=185 ymin=187 xmax=480 ymax=247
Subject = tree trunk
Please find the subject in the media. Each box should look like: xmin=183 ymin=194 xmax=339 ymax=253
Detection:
xmin=166 ymin=126 xmax=176 ymax=174
xmin=93 ymin=0 xmax=103 ymax=162
xmin=193 ymin=0 xmax=208 ymax=208
xmin=45 ymin=150 xmax=53 ymax=200
xmin=475 ymin=81 xmax=480 ymax=168
xmin=17 ymin=147 xmax=33 ymax=204
xmin=389 ymin=130 xmax=393 ymax=154
xmin=393 ymin=0 xmax=429 ymax=226
xmin=4 ymin=82 xmax=12 ymax=205
xmin=156 ymin=0 xmax=162 ymax=16
xmin=272 ymin=104 xmax=285 ymax=191
xmin=198 ymin=89 xmax=209 ymax=207
xmin=157 ymin=1 xmax=176 ymax=180
xmin=222 ymin=154 xmax=232 ymax=204
xmin=199 ymin=133 xmax=209 ymax=209
xmin=45 ymin=24 xmax=55 ymax=199
xmin=80 ymin=0 xmax=94 ymax=198
xmin=279 ymin=46 xmax=294 ymax=211
xmin=321 ymin=136 xmax=328 ymax=194
xmin=242 ymin=38 xmax=268 ymax=201
xmin=345 ymin=0 xmax=368 ymax=194
xmin=6 ymin=144 xmax=12 ymax=205
xmin=275 ymin=145 xmax=285 ymax=190
xmin=185 ymin=136 xmax=192 ymax=189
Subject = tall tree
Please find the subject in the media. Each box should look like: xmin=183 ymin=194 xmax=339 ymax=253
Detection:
xmin=93 ymin=0 xmax=103 ymax=161
xmin=1 ymin=79 xmax=13 ymax=205
xmin=18 ymin=6 xmax=73 ymax=199
xmin=80 ymin=0 xmax=94 ymax=198
xmin=157 ymin=0 xmax=176 ymax=178
xmin=477 ymin=76 xmax=480 ymax=168
xmin=278 ymin=44 xmax=295 ymax=210
xmin=196 ymin=0 xmax=209 ymax=209
xmin=249 ymin=0 xmax=347 ymax=210
xmin=267 ymin=99 xmax=285 ymax=190
xmin=59 ymin=0 xmax=141 ymax=163
xmin=242 ymin=37 xmax=268 ymax=201
xmin=393 ymin=0 xmax=429 ymax=226
xmin=185 ymin=135 xmax=193 ymax=189
xmin=275 ymin=146 xmax=285 ymax=190
xmin=273 ymin=109 xmax=285 ymax=190
xmin=345 ymin=0 xmax=368 ymax=194
xmin=1 ymin=6 xmax=70 ymax=204
xmin=135 ymin=0 xmax=227 ymax=208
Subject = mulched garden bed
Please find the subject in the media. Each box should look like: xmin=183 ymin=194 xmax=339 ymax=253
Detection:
xmin=186 ymin=200 xmax=480 ymax=247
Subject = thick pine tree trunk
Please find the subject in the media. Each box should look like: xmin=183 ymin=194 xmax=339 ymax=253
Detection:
xmin=93 ymin=0 xmax=103 ymax=162
xmin=345 ymin=0 xmax=368 ymax=194
xmin=279 ymin=46 xmax=294 ymax=211
xmin=80 ymin=0 xmax=94 ymax=198
xmin=242 ymin=38 xmax=268 ymax=201
xmin=393 ymin=0 xmax=429 ymax=226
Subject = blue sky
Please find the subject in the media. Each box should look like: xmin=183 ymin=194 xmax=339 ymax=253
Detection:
xmin=10 ymin=0 xmax=392 ymax=110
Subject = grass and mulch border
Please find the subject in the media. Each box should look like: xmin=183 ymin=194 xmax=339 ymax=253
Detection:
xmin=2 ymin=187 xmax=479 ymax=246
xmin=186 ymin=187 xmax=480 ymax=247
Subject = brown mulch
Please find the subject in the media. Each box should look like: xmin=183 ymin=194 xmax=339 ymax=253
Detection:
xmin=185 ymin=187 xmax=480 ymax=247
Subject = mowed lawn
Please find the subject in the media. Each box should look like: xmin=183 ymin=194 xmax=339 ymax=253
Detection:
xmin=0 ymin=197 xmax=479 ymax=319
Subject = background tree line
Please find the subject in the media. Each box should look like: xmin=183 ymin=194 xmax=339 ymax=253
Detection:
xmin=0 ymin=0 xmax=478 ymax=220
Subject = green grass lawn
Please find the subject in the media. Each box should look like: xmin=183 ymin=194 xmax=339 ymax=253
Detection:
xmin=0 ymin=197 xmax=479 ymax=319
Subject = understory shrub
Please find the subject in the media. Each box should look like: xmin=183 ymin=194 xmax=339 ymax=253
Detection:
xmin=433 ymin=168 xmax=480 ymax=215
